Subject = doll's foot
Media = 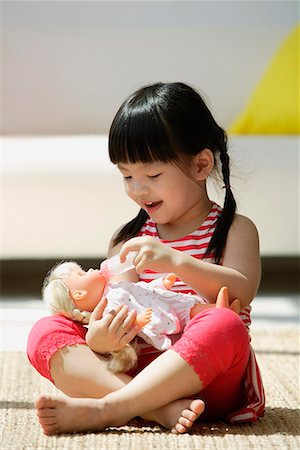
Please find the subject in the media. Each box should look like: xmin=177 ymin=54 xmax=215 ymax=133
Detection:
xmin=136 ymin=308 xmax=152 ymax=328
xmin=216 ymin=286 xmax=240 ymax=315
xmin=143 ymin=398 xmax=205 ymax=434
xmin=163 ymin=273 xmax=177 ymax=290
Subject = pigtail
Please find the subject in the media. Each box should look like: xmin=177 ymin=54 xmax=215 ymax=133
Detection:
xmin=113 ymin=208 xmax=148 ymax=247
xmin=205 ymin=131 xmax=236 ymax=264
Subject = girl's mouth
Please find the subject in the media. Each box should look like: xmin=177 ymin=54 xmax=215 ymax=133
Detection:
xmin=144 ymin=201 xmax=162 ymax=213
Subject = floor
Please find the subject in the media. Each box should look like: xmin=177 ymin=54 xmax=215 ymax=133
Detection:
xmin=1 ymin=294 xmax=299 ymax=352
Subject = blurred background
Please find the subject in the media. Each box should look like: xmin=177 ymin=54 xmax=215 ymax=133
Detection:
xmin=1 ymin=1 xmax=299 ymax=305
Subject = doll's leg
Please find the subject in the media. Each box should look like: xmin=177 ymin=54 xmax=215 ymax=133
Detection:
xmin=135 ymin=308 xmax=152 ymax=328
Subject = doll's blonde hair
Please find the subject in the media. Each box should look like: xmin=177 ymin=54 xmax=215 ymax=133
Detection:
xmin=42 ymin=261 xmax=138 ymax=373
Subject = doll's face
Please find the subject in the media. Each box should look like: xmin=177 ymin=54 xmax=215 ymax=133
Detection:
xmin=62 ymin=268 xmax=107 ymax=312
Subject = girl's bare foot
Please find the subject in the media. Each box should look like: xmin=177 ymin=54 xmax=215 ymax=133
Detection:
xmin=143 ymin=398 xmax=205 ymax=434
xmin=34 ymin=394 xmax=127 ymax=435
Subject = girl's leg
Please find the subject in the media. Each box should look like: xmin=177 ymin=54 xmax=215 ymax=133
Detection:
xmin=27 ymin=316 xmax=131 ymax=398
xmin=35 ymin=348 xmax=204 ymax=435
xmin=49 ymin=344 xmax=131 ymax=398
xmin=35 ymin=307 xmax=249 ymax=435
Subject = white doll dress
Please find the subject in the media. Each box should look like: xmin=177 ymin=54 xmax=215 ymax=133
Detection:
xmin=103 ymin=280 xmax=204 ymax=351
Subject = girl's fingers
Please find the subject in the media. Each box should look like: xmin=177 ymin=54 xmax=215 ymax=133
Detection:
xmin=119 ymin=323 xmax=140 ymax=346
xmin=134 ymin=253 xmax=150 ymax=274
xmin=99 ymin=304 xmax=123 ymax=326
xmin=117 ymin=309 xmax=137 ymax=334
xmin=108 ymin=305 xmax=130 ymax=333
xmin=89 ymin=297 xmax=108 ymax=323
xmin=119 ymin=238 xmax=141 ymax=263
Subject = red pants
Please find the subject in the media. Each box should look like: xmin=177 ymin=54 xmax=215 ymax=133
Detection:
xmin=27 ymin=308 xmax=249 ymax=420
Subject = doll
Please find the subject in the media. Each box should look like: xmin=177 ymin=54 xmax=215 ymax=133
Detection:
xmin=43 ymin=260 xmax=207 ymax=373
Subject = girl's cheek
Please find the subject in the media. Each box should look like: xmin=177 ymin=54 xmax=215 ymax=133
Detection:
xmin=125 ymin=185 xmax=136 ymax=201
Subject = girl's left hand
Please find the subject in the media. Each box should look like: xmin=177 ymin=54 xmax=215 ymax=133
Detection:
xmin=120 ymin=236 xmax=180 ymax=274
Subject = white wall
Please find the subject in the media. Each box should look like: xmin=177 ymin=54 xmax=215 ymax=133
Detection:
xmin=1 ymin=1 xmax=299 ymax=259
xmin=1 ymin=1 xmax=298 ymax=134
xmin=2 ymin=136 xmax=299 ymax=258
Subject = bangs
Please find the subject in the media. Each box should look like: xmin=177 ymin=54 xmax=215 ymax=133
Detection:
xmin=109 ymin=103 xmax=178 ymax=165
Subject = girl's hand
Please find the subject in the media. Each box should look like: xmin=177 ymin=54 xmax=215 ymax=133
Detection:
xmin=86 ymin=297 xmax=139 ymax=354
xmin=120 ymin=236 xmax=180 ymax=274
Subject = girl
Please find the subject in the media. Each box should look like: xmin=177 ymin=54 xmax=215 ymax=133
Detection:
xmin=28 ymin=82 xmax=264 ymax=435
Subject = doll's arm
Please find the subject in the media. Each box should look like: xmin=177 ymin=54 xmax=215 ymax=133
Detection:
xmin=135 ymin=308 xmax=152 ymax=328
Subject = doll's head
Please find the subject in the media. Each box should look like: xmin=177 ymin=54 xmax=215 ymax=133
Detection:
xmin=42 ymin=261 xmax=107 ymax=324
xmin=42 ymin=261 xmax=138 ymax=373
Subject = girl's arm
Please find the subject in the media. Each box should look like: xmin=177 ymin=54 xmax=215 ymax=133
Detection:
xmin=119 ymin=215 xmax=261 ymax=309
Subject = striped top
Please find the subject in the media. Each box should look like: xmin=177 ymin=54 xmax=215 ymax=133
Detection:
xmin=137 ymin=202 xmax=265 ymax=424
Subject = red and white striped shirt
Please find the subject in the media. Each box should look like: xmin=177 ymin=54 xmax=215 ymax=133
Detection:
xmin=138 ymin=202 xmax=265 ymax=423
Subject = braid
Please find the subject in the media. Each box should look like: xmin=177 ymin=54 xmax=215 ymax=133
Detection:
xmin=205 ymin=132 xmax=236 ymax=264
xmin=113 ymin=208 xmax=149 ymax=247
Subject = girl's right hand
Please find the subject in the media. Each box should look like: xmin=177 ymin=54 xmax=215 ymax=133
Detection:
xmin=120 ymin=236 xmax=180 ymax=274
xmin=86 ymin=297 xmax=140 ymax=354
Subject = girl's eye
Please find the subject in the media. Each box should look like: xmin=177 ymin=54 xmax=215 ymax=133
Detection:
xmin=123 ymin=176 xmax=132 ymax=180
xmin=148 ymin=173 xmax=162 ymax=179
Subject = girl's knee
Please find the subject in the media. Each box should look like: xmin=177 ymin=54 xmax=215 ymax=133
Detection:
xmin=27 ymin=315 xmax=87 ymax=382
xmin=172 ymin=307 xmax=249 ymax=387
xmin=184 ymin=307 xmax=249 ymax=349
xmin=188 ymin=306 xmax=244 ymax=328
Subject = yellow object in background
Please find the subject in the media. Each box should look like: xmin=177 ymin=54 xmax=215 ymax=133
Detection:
xmin=229 ymin=25 xmax=300 ymax=135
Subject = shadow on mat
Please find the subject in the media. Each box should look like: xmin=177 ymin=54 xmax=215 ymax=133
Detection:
xmin=1 ymin=402 xmax=299 ymax=436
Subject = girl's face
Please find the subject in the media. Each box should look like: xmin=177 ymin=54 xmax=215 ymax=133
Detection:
xmin=62 ymin=268 xmax=107 ymax=312
xmin=118 ymin=161 xmax=205 ymax=229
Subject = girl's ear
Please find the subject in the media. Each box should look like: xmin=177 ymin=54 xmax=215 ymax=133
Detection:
xmin=193 ymin=149 xmax=214 ymax=181
xmin=71 ymin=290 xmax=88 ymax=301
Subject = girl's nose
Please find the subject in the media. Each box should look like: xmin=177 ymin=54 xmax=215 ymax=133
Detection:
xmin=131 ymin=180 xmax=150 ymax=196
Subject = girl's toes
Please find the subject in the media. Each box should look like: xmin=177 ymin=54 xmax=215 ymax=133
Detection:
xmin=173 ymin=422 xmax=188 ymax=434
xmin=38 ymin=417 xmax=57 ymax=426
xmin=43 ymin=426 xmax=57 ymax=436
xmin=34 ymin=395 xmax=57 ymax=410
xmin=36 ymin=408 xmax=55 ymax=419
xmin=181 ymin=408 xmax=197 ymax=421
xmin=178 ymin=416 xmax=193 ymax=429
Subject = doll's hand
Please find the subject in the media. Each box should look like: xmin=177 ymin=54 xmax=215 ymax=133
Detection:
xmin=120 ymin=236 xmax=181 ymax=274
xmin=216 ymin=286 xmax=240 ymax=315
xmin=86 ymin=297 xmax=139 ymax=354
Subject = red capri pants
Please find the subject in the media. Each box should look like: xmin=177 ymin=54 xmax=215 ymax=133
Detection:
xmin=27 ymin=308 xmax=250 ymax=421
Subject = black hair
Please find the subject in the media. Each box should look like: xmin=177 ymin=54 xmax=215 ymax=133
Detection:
xmin=108 ymin=82 xmax=236 ymax=264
